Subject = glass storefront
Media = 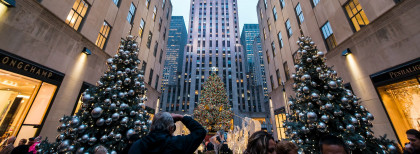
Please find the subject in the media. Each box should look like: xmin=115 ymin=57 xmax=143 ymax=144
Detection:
xmin=275 ymin=113 xmax=286 ymax=140
xmin=0 ymin=69 xmax=56 ymax=144
xmin=377 ymin=76 xmax=420 ymax=144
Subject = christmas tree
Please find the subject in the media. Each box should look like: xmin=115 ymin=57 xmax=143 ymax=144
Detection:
xmin=38 ymin=35 xmax=151 ymax=153
xmin=193 ymin=71 xmax=233 ymax=132
xmin=284 ymin=36 xmax=398 ymax=153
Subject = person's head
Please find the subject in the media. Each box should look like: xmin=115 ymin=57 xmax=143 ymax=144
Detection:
xmin=276 ymin=141 xmax=298 ymax=154
xmin=244 ymin=131 xmax=276 ymax=154
xmin=406 ymin=129 xmax=420 ymax=150
xmin=7 ymin=136 xmax=16 ymax=145
xmin=319 ymin=135 xmax=347 ymax=154
xmin=27 ymin=137 xmax=35 ymax=145
xmin=150 ymin=112 xmax=175 ymax=135
xmin=94 ymin=145 xmax=108 ymax=154
xmin=18 ymin=139 xmax=27 ymax=146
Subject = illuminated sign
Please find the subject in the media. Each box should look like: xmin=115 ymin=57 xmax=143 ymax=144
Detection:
xmin=0 ymin=50 xmax=64 ymax=83
xmin=371 ymin=58 xmax=420 ymax=86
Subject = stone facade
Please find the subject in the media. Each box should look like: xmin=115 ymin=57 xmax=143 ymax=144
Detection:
xmin=257 ymin=0 xmax=420 ymax=143
xmin=0 ymin=0 xmax=171 ymax=141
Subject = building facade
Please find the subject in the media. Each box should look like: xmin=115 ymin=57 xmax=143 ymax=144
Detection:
xmin=0 ymin=0 xmax=171 ymax=144
xmin=240 ymin=24 xmax=268 ymax=118
xmin=257 ymin=0 xmax=420 ymax=144
xmin=160 ymin=16 xmax=187 ymax=112
xmin=160 ymin=0 xmax=265 ymax=125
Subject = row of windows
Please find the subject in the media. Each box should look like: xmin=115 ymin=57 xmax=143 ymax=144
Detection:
xmin=264 ymin=0 xmax=370 ymax=89
xmin=65 ymin=0 xmax=168 ymax=50
xmin=265 ymin=0 xmax=369 ymax=59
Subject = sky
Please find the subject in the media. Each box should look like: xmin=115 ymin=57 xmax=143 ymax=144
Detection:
xmin=170 ymin=0 xmax=259 ymax=33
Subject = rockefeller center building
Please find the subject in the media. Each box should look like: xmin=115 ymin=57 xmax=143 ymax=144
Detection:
xmin=160 ymin=16 xmax=187 ymax=112
xmin=0 ymin=0 xmax=171 ymax=144
xmin=257 ymin=0 xmax=420 ymax=145
xmin=163 ymin=0 xmax=267 ymax=125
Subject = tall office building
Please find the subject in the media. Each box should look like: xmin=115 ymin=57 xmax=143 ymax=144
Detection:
xmin=162 ymin=16 xmax=187 ymax=87
xmin=161 ymin=16 xmax=187 ymax=112
xmin=240 ymin=24 xmax=260 ymax=69
xmin=161 ymin=0 xmax=265 ymax=124
xmin=257 ymin=0 xmax=419 ymax=143
xmin=239 ymin=25 xmax=268 ymax=119
xmin=0 ymin=0 xmax=171 ymax=142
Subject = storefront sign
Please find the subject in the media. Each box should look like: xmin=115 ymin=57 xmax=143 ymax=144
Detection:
xmin=371 ymin=58 xmax=420 ymax=85
xmin=0 ymin=50 xmax=64 ymax=83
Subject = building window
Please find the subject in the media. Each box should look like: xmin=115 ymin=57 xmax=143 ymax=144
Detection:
xmin=321 ymin=21 xmax=337 ymax=50
xmin=285 ymin=19 xmax=292 ymax=38
xmin=146 ymin=31 xmax=153 ymax=48
xmin=271 ymin=42 xmax=276 ymax=56
xmin=159 ymin=49 xmax=163 ymax=63
xmin=292 ymin=51 xmax=299 ymax=64
xmin=276 ymin=69 xmax=281 ymax=86
xmin=376 ymin=77 xmax=420 ymax=144
xmin=263 ymin=28 xmax=267 ymax=40
xmin=278 ymin=32 xmax=283 ymax=48
xmin=264 ymin=0 xmax=267 ymax=9
xmin=270 ymin=76 xmax=274 ymax=90
xmin=295 ymin=3 xmax=304 ymax=24
xmin=344 ymin=0 xmax=369 ymax=32
xmin=312 ymin=0 xmax=320 ymax=7
xmin=148 ymin=69 xmax=154 ymax=85
xmin=155 ymin=75 xmax=159 ymax=89
xmin=127 ymin=3 xmax=136 ymax=24
xmin=95 ymin=21 xmax=111 ymax=49
xmin=162 ymin=0 xmax=165 ymax=8
xmin=279 ymin=0 xmax=285 ymax=8
xmin=166 ymin=8 xmax=170 ymax=19
xmin=275 ymin=112 xmax=287 ymax=140
xmin=112 ymin=0 xmax=119 ymax=6
xmin=65 ymin=0 xmax=89 ymax=31
xmin=153 ymin=6 xmax=157 ymax=21
xmin=158 ymin=18 xmax=163 ymax=31
xmin=153 ymin=41 xmax=158 ymax=57
xmin=0 ymin=69 xmax=58 ymax=140
xmin=272 ymin=6 xmax=278 ymax=21
xmin=283 ymin=62 xmax=290 ymax=80
xmin=139 ymin=19 xmax=145 ymax=40
xmin=260 ymin=9 xmax=264 ymax=20
xmin=145 ymin=0 xmax=151 ymax=9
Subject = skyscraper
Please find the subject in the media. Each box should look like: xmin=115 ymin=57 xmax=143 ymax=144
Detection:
xmin=240 ymin=24 xmax=268 ymax=115
xmin=161 ymin=16 xmax=187 ymax=112
xmin=160 ymin=0 xmax=265 ymax=124
xmin=162 ymin=16 xmax=188 ymax=88
xmin=240 ymin=24 xmax=260 ymax=70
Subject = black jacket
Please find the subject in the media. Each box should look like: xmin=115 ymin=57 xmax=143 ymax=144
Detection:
xmin=128 ymin=116 xmax=206 ymax=154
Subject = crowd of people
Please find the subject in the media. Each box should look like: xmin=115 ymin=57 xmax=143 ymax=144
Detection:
xmin=0 ymin=112 xmax=418 ymax=154
xmin=0 ymin=136 xmax=42 ymax=154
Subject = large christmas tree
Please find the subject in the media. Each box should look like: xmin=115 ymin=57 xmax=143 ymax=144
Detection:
xmin=38 ymin=35 xmax=151 ymax=153
xmin=284 ymin=36 xmax=397 ymax=153
xmin=193 ymin=71 xmax=233 ymax=132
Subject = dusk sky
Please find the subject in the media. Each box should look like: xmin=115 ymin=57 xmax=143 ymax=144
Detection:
xmin=170 ymin=0 xmax=259 ymax=33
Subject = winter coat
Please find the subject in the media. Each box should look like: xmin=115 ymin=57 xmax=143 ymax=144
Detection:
xmin=128 ymin=116 xmax=206 ymax=154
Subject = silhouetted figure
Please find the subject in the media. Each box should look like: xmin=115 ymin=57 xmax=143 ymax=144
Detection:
xmin=129 ymin=112 xmax=206 ymax=154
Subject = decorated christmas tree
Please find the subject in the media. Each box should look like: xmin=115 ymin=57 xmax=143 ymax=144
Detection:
xmin=193 ymin=71 xmax=233 ymax=132
xmin=38 ymin=35 xmax=151 ymax=153
xmin=284 ymin=36 xmax=398 ymax=153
